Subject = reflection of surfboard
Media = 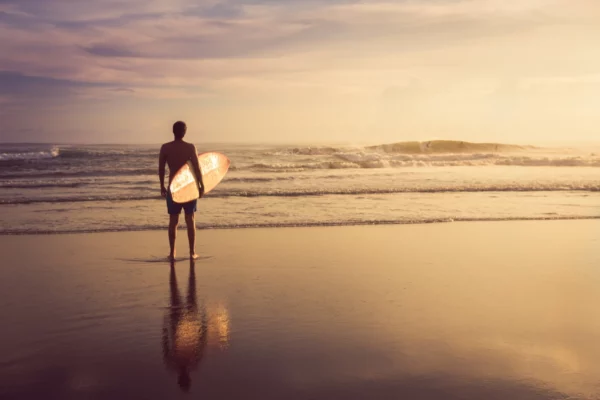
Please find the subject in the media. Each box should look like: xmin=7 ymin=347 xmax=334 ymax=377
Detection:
xmin=170 ymin=152 xmax=230 ymax=204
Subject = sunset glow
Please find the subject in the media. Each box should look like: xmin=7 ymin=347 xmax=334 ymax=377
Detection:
xmin=2 ymin=0 xmax=599 ymax=143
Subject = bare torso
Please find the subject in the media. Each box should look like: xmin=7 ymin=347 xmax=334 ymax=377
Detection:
xmin=160 ymin=140 xmax=198 ymax=184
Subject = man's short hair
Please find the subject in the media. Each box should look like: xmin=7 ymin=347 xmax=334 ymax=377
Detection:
xmin=173 ymin=121 xmax=187 ymax=140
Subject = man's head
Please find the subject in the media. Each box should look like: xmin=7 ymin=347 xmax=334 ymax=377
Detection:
xmin=173 ymin=121 xmax=187 ymax=140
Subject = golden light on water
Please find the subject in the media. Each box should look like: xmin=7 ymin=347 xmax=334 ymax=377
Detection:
xmin=174 ymin=314 xmax=202 ymax=355
xmin=209 ymin=304 xmax=230 ymax=350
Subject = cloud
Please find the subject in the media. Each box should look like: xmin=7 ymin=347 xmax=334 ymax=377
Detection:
xmin=0 ymin=71 xmax=110 ymax=97
xmin=0 ymin=1 xmax=595 ymax=86
xmin=0 ymin=0 xmax=189 ymax=21
xmin=83 ymin=44 xmax=139 ymax=58
xmin=187 ymin=2 xmax=246 ymax=19
xmin=0 ymin=0 xmax=565 ymax=92
xmin=2 ymin=0 xmax=600 ymax=142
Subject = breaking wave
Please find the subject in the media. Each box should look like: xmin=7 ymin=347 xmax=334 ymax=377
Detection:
xmin=0 ymin=147 xmax=59 ymax=161
xmin=367 ymin=140 xmax=533 ymax=154
xmin=248 ymin=155 xmax=600 ymax=171
xmin=1 ymin=141 xmax=596 ymax=176
xmin=273 ymin=140 xmax=533 ymax=156
xmin=250 ymin=141 xmax=600 ymax=170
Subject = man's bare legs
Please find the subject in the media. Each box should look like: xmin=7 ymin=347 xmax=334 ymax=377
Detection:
xmin=168 ymin=214 xmax=179 ymax=261
xmin=185 ymin=213 xmax=199 ymax=259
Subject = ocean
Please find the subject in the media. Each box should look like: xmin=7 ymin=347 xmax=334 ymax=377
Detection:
xmin=2 ymin=141 xmax=600 ymax=400
xmin=0 ymin=140 xmax=599 ymax=235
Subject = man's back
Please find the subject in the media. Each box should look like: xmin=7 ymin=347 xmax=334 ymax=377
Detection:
xmin=160 ymin=140 xmax=197 ymax=183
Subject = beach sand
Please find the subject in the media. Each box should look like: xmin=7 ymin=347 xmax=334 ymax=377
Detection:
xmin=1 ymin=220 xmax=599 ymax=399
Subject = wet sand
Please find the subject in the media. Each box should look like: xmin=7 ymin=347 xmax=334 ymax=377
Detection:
xmin=0 ymin=220 xmax=599 ymax=399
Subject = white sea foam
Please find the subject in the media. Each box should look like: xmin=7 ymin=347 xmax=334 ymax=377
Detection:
xmin=0 ymin=147 xmax=59 ymax=161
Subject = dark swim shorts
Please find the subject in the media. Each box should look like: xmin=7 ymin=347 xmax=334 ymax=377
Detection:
xmin=166 ymin=191 xmax=197 ymax=215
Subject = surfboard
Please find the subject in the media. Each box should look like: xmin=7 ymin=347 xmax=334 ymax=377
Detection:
xmin=169 ymin=152 xmax=230 ymax=204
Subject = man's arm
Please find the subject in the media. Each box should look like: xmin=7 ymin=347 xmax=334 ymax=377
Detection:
xmin=159 ymin=145 xmax=168 ymax=197
xmin=190 ymin=145 xmax=204 ymax=197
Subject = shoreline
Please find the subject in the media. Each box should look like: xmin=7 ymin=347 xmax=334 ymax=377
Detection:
xmin=1 ymin=216 xmax=599 ymax=236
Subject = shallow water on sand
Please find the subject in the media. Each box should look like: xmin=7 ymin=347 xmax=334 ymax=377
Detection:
xmin=1 ymin=222 xmax=600 ymax=399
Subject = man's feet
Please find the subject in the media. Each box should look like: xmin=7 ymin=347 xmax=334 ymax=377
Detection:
xmin=167 ymin=251 xmax=199 ymax=261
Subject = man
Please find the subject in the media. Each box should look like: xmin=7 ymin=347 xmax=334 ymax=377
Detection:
xmin=159 ymin=121 xmax=204 ymax=261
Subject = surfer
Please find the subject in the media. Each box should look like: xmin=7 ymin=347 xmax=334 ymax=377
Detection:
xmin=159 ymin=121 xmax=205 ymax=261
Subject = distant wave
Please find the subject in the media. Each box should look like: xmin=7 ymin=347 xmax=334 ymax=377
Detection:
xmin=0 ymin=141 xmax=597 ymax=184
xmin=0 ymin=146 xmax=158 ymax=164
xmin=249 ymin=161 xmax=358 ymax=171
xmin=270 ymin=146 xmax=342 ymax=156
xmin=0 ymin=168 xmax=158 ymax=179
xmin=0 ymin=147 xmax=59 ymax=161
xmin=273 ymin=140 xmax=532 ymax=157
xmin=2 ymin=184 xmax=598 ymax=204
xmin=2 ymin=155 xmax=597 ymax=179
xmin=0 ymin=195 xmax=160 ymax=205
xmin=57 ymin=148 xmax=156 ymax=158
xmin=248 ymin=155 xmax=600 ymax=171
xmin=0 ymin=182 xmax=88 ymax=189
xmin=367 ymin=140 xmax=532 ymax=154
xmin=0 ymin=179 xmax=157 ymax=189
xmin=2 ymin=215 xmax=599 ymax=235
xmin=0 ymin=141 xmax=540 ymax=165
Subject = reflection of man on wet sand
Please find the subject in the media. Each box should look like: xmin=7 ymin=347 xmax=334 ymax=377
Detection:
xmin=162 ymin=260 xmax=207 ymax=392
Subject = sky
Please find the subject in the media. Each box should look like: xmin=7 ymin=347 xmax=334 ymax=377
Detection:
xmin=0 ymin=0 xmax=599 ymax=144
